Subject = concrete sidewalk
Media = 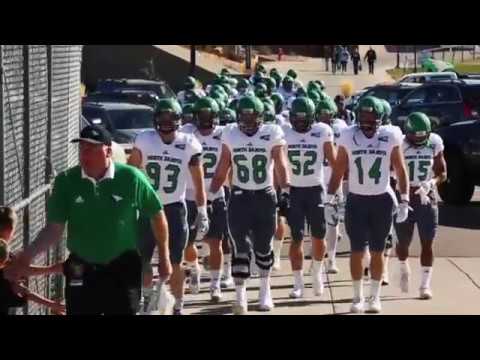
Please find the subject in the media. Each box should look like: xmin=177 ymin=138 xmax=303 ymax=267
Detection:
xmin=183 ymin=256 xmax=480 ymax=315
xmin=263 ymin=45 xmax=396 ymax=98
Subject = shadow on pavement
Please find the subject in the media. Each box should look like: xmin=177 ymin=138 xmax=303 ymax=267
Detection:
xmin=438 ymin=201 xmax=480 ymax=230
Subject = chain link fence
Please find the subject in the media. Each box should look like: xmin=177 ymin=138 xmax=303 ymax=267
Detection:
xmin=1 ymin=45 xmax=82 ymax=315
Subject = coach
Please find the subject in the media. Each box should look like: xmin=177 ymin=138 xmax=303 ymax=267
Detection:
xmin=5 ymin=125 xmax=172 ymax=315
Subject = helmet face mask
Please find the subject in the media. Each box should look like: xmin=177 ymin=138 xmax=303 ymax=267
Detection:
xmin=238 ymin=111 xmax=262 ymax=136
xmin=291 ymin=113 xmax=312 ymax=133
xmin=196 ymin=109 xmax=217 ymax=130
xmin=318 ymin=110 xmax=334 ymax=126
xmin=358 ymin=110 xmax=381 ymax=138
xmin=155 ymin=111 xmax=181 ymax=134
xmin=406 ymin=131 xmax=429 ymax=146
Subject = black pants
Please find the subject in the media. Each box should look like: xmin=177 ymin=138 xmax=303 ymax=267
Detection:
xmin=341 ymin=62 xmax=347 ymax=72
xmin=228 ymin=186 xmax=277 ymax=279
xmin=353 ymin=61 xmax=359 ymax=75
xmin=64 ymin=251 xmax=142 ymax=315
xmin=368 ymin=61 xmax=375 ymax=74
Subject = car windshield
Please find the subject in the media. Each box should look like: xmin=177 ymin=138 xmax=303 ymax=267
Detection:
xmin=108 ymin=109 xmax=154 ymax=130
xmin=364 ymin=87 xmax=415 ymax=105
xmin=97 ymin=82 xmax=175 ymax=98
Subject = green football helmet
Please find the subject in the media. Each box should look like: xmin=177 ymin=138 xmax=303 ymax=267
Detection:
xmin=270 ymin=92 xmax=285 ymax=115
xmin=405 ymin=112 xmax=431 ymax=147
xmin=219 ymin=108 xmax=237 ymax=126
xmin=194 ymin=97 xmax=220 ymax=130
xmin=316 ymin=99 xmax=338 ymax=125
xmin=254 ymin=83 xmax=268 ymax=99
xmin=182 ymin=103 xmax=195 ymax=125
xmin=357 ymin=96 xmax=384 ymax=138
xmin=237 ymin=96 xmax=265 ymax=136
xmin=282 ymin=76 xmax=294 ymax=92
xmin=154 ymin=98 xmax=182 ymax=134
xmin=380 ymin=99 xmax=392 ymax=125
xmin=185 ymin=76 xmax=197 ymax=91
xmin=287 ymin=69 xmax=298 ymax=79
xmin=263 ymin=101 xmax=276 ymax=123
xmin=290 ymin=97 xmax=316 ymax=133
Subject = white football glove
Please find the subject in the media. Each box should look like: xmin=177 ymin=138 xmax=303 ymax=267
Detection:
xmin=415 ymin=180 xmax=435 ymax=206
xmin=395 ymin=201 xmax=412 ymax=223
xmin=195 ymin=205 xmax=209 ymax=241
xmin=324 ymin=194 xmax=339 ymax=227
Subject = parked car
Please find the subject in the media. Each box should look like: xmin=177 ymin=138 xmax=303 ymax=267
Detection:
xmin=391 ymin=80 xmax=480 ymax=130
xmin=82 ymin=102 xmax=154 ymax=154
xmin=346 ymin=87 xmax=372 ymax=111
xmin=398 ymin=71 xmax=458 ymax=84
xmin=85 ymin=89 xmax=161 ymax=109
xmin=436 ymin=119 xmax=480 ymax=205
xmin=96 ymin=79 xmax=175 ymax=99
xmin=354 ymin=83 xmax=421 ymax=109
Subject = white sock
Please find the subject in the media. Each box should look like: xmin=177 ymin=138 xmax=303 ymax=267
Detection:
xmin=370 ymin=280 xmax=381 ymax=299
xmin=260 ymin=276 xmax=272 ymax=301
xmin=293 ymin=270 xmax=304 ymax=290
xmin=421 ymin=266 xmax=433 ymax=289
xmin=235 ymin=283 xmax=247 ymax=305
xmin=399 ymin=260 xmax=410 ymax=274
xmin=353 ymin=280 xmax=363 ymax=300
xmin=174 ymin=298 xmax=184 ymax=310
xmin=222 ymin=254 xmax=232 ymax=278
xmin=210 ymin=270 xmax=221 ymax=290
xmin=273 ymin=239 xmax=283 ymax=259
xmin=312 ymin=260 xmax=324 ymax=276
xmin=326 ymin=226 xmax=338 ymax=262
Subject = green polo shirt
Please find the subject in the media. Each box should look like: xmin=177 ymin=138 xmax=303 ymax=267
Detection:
xmin=47 ymin=162 xmax=163 ymax=264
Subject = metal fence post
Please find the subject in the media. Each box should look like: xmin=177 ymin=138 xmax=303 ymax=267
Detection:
xmin=0 ymin=46 xmax=3 ymax=207
xmin=22 ymin=45 xmax=31 ymax=314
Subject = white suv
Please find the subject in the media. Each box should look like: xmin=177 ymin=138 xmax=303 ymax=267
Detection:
xmin=398 ymin=71 xmax=458 ymax=84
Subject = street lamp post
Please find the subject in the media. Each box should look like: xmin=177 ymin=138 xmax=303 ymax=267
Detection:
xmin=190 ymin=45 xmax=196 ymax=76
xmin=245 ymin=45 xmax=252 ymax=71
xmin=413 ymin=45 xmax=417 ymax=73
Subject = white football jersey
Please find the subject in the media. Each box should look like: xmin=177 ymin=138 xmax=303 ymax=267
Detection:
xmin=283 ymin=123 xmax=333 ymax=188
xmin=134 ymin=130 xmax=202 ymax=205
xmin=193 ymin=126 xmax=225 ymax=201
xmin=337 ymin=125 xmax=402 ymax=196
xmin=276 ymin=114 xmax=289 ymax=127
xmin=222 ymin=124 xmax=285 ymax=190
xmin=402 ymin=133 xmax=444 ymax=187
xmin=179 ymin=123 xmax=197 ymax=201
xmin=323 ymin=118 xmax=349 ymax=184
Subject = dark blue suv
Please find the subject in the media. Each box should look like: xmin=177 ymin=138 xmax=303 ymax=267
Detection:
xmin=391 ymin=80 xmax=480 ymax=130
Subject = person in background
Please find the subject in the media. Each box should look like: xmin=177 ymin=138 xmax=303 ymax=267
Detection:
xmin=351 ymin=48 xmax=361 ymax=75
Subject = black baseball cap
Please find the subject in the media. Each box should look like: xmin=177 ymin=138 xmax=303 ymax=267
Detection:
xmin=71 ymin=125 xmax=112 ymax=146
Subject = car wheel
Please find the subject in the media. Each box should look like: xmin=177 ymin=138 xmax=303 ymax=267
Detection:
xmin=437 ymin=151 xmax=475 ymax=205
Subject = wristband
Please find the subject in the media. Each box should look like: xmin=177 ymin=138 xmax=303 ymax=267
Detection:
xmin=400 ymin=194 xmax=409 ymax=203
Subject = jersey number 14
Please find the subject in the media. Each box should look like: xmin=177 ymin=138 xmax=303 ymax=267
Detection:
xmin=354 ymin=157 xmax=382 ymax=185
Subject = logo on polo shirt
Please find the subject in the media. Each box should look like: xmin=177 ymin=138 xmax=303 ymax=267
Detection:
xmin=175 ymin=144 xmax=186 ymax=150
xmin=112 ymin=195 xmax=123 ymax=202
xmin=75 ymin=196 xmax=85 ymax=204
